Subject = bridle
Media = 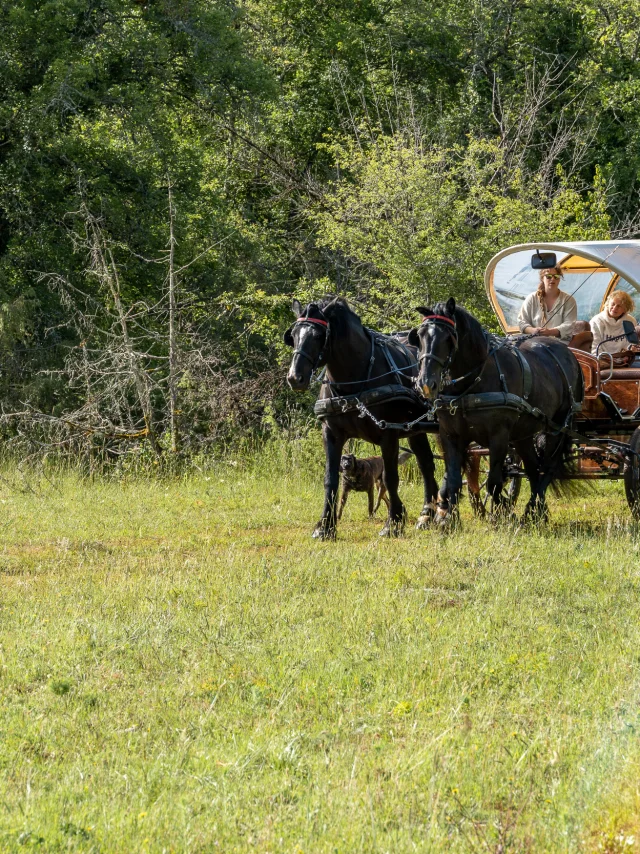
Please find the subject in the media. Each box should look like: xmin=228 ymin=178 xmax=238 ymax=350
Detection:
xmin=417 ymin=314 xmax=459 ymax=375
xmin=290 ymin=309 xmax=330 ymax=372
xmin=416 ymin=312 xmax=512 ymax=399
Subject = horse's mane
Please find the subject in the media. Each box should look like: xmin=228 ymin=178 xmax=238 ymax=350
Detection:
xmin=316 ymin=295 xmax=363 ymax=339
xmin=433 ymin=300 xmax=485 ymax=350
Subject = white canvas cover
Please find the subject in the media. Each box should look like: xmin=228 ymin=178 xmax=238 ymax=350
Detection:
xmin=485 ymin=241 xmax=640 ymax=333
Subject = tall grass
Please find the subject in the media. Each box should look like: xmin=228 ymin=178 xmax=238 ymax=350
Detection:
xmin=1 ymin=440 xmax=640 ymax=852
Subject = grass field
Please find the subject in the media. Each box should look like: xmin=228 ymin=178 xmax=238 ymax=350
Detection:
xmin=2 ymin=442 xmax=640 ymax=853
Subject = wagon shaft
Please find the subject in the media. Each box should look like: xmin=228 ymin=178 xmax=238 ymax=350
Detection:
xmin=576 ymin=444 xmax=626 ymax=475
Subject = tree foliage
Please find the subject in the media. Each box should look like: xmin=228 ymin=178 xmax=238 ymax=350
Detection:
xmin=0 ymin=0 xmax=638 ymax=455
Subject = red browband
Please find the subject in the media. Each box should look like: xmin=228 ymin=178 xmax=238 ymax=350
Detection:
xmin=422 ymin=314 xmax=456 ymax=328
xmin=296 ymin=316 xmax=328 ymax=328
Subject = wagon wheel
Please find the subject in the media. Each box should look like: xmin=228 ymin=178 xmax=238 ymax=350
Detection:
xmin=477 ymin=452 xmax=522 ymax=510
xmin=624 ymin=427 xmax=640 ymax=520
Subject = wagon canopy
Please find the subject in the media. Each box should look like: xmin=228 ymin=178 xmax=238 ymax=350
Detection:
xmin=485 ymin=241 xmax=640 ymax=333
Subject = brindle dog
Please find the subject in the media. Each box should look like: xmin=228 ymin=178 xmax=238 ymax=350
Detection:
xmin=338 ymin=451 xmax=412 ymax=519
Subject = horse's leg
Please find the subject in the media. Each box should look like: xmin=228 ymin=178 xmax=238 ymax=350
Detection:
xmin=513 ymin=438 xmax=544 ymax=523
xmin=465 ymin=451 xmax=485 ymax=518
xmin=408 ymin=433 xmax=439 ymax=529
xmin=486 ymin=431 xmax=511 ymax=521
xmin=532 ymin=432 xmax=568 ymax=522
xmin=435 ymin=431 xmax=465 ymax=528
xmin=313 ymin=424 xmax=345 ymax=540
xmin=379 ymin=434 xmax=406 ymax=537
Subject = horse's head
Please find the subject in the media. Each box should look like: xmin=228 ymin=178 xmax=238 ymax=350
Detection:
xmin=284 ymin=298 xmax=330 ymax=390
xmin=408 ymin=296 xmax=458 ymax=399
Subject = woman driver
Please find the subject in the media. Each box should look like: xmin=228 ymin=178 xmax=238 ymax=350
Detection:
xmin=590 ymin=291 xmax=637 ymax=356
xmin=518 ymin=266 xmax=592 ymax=349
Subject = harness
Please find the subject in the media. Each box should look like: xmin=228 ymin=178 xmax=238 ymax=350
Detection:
xmin=427 ymin=328 xmax=582 ymax=435
xmin=314 ymin=383 xmax=424 ymax=419
xmin=310 ymin=326 xmax=435 ymax=432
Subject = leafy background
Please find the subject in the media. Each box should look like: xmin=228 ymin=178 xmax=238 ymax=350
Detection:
xmin=0 ymin=0 xmax=637 ymax=455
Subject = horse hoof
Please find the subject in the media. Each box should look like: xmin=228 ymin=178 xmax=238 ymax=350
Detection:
xmin=312 ymin=526 xmax=336 ymax=541
xmin=416 ymin=503 xmax=436 ymax=529
xmin=379 ymin=520 xmax=404 ymax=538
xmin=490 ymin=507 xmax=517 ymax=527
xmin=469 ymin=497 xmax=486 ymax=518
xmin=434 ymin=508 xmax=460 ymax=531
xmin=520 ymin=503 xmax=549 ymax=527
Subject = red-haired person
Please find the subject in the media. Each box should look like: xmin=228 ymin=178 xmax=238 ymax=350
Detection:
xmin=590 ymin=291 xmax=638 ymax=356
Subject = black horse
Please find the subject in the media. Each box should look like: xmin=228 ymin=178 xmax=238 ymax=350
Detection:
xmin=409 ymin=297 xmax=583 ymax=525
xmin=284 ymin=296 xmax=440 ymax=539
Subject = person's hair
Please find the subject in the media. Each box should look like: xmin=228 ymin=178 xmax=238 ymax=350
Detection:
xmin=536 ymin=266 xmax=564 ymax=303
xmin=606 ymin=290 xmax=634 ymax=315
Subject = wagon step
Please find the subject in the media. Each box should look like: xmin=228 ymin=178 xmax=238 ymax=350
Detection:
xmin=597 ymin=391 xmax=639 ymax=422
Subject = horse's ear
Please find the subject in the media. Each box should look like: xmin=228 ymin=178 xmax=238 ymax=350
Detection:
xmin=283 ymin=326 xmax=294 ymax=347
xmin=292 ymin=299 xmax=302 ymax=317
xmin=408 ymin=327 xmax=419 ymax=347
xmin=445 ymin=297 xmax=456 ymax=314
xmin=415 ymin=306 xmax=430 ymax=317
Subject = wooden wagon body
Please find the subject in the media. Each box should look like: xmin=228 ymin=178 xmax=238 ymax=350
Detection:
xmin=483 ymin=240 xmax=640 ymax=510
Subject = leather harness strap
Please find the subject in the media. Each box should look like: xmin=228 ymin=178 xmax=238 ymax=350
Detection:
xmin=512 ymin=344 xmax=533 ymax=400
xmin=314 ymin=384 xmax=425 ymax=419
xmin=528 ymin=341 xmax=583 ymax=412
xmin=295 ymin=316 xmax=328 ymax=328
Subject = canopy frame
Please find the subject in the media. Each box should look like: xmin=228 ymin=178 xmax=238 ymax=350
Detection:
xmin=485 ymin=241 xmax=640 ymax=333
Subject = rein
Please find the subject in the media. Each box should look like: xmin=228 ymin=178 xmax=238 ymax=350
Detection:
xmin=322 ymin=330 xmax=417 ymax=390
xmin=292 ymin=303 xmax=434 ymax=432
xmin=418 ymin=312 xmax=518 ymax=401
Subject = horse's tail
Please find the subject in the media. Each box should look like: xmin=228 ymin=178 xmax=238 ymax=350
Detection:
xmin=548 ymin=356 xmax=587 ymax=497
xmin=545 ymin=431 xmax=587 ymax=499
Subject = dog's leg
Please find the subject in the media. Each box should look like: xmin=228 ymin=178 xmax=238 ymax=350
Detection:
xmin=367 ymin=485 xmax=375 ymax=517
xmin=337 ymin=485 xmax=350 ymax=520
xmin=373 ymin=481 xmax=389 ymax=515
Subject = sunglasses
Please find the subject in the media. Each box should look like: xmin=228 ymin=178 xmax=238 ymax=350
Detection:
xmin=543 ymin=273 xmax=561 ymax=280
